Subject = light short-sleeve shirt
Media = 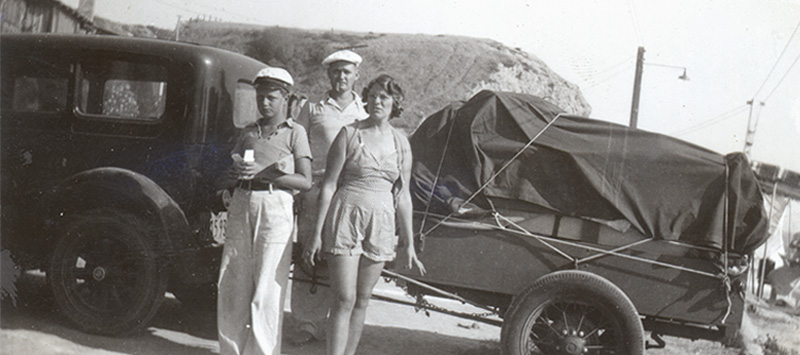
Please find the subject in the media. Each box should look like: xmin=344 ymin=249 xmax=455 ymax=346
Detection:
xmin=232 ymin=118 xmax=311 ymax=184
xmin=297 ymin=91 xmax=368 ymax=175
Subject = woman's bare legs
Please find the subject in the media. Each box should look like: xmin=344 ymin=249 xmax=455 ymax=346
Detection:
xmin=327 ymin=255 xmax=359 ymax=355
xmin=344 ymin=257 xmax=384 ymax=355
xmin=327 ymin=255 xmax=385 ymax=355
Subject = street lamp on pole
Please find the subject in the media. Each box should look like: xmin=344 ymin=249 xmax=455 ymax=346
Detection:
xmin=629 ymin=46 xmax=690 ymax=128
xmin=647 ymin=63 xmax=690 ymax=81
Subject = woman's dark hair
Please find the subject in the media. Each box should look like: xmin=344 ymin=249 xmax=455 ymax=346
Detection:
xmin=361 ymin=74 xmax=404 ymax=118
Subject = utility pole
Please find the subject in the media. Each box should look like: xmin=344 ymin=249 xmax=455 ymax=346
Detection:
xmin=629 ymin=46 xmax=645 ymax=128
xmin=175 ymin=15 xmax=181 ymax=41
xmin=743 ymin=99 xmax=765 ymax=158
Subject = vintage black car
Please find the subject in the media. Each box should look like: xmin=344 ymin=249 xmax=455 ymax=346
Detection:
xmin=1 ymin=33 xmax=264 ymax=334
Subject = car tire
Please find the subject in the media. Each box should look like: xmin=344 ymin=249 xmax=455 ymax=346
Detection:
xmin=501 ymin=270 xmax=644 ymax=355
xmin=48 ymin=209 xmax=168 ymax=335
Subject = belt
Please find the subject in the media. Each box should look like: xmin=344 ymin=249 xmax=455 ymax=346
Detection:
xmin=236 ymin=180 xmax=289 ymax=192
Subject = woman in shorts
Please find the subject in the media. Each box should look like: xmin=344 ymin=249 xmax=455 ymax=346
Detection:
xmin=303 ymin=74 xmax=425 ymax=355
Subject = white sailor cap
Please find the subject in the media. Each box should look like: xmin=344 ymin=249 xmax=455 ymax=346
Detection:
xmin=254 ymin=67 xmax=293 ymax=91
xmin=322 ymin=50 xmax=363 ymax=67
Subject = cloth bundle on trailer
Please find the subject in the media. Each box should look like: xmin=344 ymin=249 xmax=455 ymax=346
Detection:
xmin=410 ymin=90 xmax=768 ymax=255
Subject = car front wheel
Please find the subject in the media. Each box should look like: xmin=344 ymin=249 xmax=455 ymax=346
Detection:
xmin=48 ymin=209 xmax=168 ymax=335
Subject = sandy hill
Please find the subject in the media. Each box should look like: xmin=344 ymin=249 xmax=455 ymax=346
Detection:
xmin=115 ymin=20 xmax=592 ymax=132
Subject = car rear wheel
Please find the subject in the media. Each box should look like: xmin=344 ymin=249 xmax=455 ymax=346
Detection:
xmin=501 ymin=270 xmax=644 ymax=355
xmin=48 ymin=209 xmax=168 ymax=335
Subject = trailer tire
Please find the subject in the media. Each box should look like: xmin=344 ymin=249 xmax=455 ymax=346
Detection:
xmin=48 ymin=209 xmax=168 ymax=335
xmin=501 ymin=270 xmax=644 ymax=355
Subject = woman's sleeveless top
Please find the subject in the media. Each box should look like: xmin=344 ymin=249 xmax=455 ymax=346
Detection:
xmin=322 ymin=122 xmax=404 ymax=250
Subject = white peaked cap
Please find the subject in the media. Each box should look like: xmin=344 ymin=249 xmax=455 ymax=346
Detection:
xmin=322 ymin=50 xmax=363 ymax=67
xmin=254 ymin=67 xmax=294 ymax=89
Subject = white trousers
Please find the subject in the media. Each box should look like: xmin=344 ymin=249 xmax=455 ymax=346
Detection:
xmin=218 ymin=188 xmax=294 ymax=355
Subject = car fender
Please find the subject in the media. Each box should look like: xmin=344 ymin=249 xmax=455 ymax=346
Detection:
xmin=48 ymin=167 xmax=196 ymax=263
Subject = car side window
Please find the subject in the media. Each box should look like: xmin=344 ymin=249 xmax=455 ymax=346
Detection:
xmin=3 ymin=55 xmax=70 ymax=114
xmin=76 ymin=60 xmax=168 ymax=122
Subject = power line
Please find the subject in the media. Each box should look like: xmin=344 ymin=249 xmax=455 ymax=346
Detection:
xmin=671 ymin=105 xmax=748 ymax=137
xmin=574 ymin=55 xmax=635 ymax=77
xmin=764 ymin=51 xmax=800 ymax=101
xmin=626 ymin=0 xmax=644 ymax=45
xmin=582 ymin=63 xmax=635 ymax=90
xmin=670 ymin=104 xmax=749 ymax=137
xmin=751 ymin=20 xmax=800 ymax=99
xmin=574 ymin=56 xmax=635 ymax=89
xmin=581 ymin=61 xmax=634 ymax=84
xmin=741 ymin=20 xmax=799 ymax=156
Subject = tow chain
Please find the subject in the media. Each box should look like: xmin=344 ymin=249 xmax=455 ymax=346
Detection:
xmin=412 ymin=293 xmax=498 ymax=320
xmin=380 ymin=275 xmax=500 ymax=322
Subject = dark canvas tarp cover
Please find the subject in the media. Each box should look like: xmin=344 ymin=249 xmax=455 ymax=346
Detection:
xmin=410 ymin=90 xmax=768 ymax=255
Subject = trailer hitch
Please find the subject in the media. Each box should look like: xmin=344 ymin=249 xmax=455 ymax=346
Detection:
xmin=646 ymin=332 xmax=666 ymax=349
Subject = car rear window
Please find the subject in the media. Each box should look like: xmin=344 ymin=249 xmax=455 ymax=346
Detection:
xmin=76 ymin=60 xmax=168 ymax=122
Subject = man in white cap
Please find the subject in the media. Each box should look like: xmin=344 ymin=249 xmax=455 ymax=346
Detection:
xmin=291 ymin=49 xmax=368 ymax=345
xmin=218 ymin=67 xmax=312 ymax=355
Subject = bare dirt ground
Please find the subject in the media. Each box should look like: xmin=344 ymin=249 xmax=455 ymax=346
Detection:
xmin=1 ymin=271 xmax=798 ymax=355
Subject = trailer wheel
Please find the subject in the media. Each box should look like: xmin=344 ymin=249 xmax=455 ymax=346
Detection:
xmin=48 ymin=209 xmax=168 ymax=335
xmin=501 ymin=270 xmax=644 ymax=355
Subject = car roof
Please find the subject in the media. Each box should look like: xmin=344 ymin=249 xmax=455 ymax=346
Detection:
xmin=1 ymin=33 xmax=266 ymax=70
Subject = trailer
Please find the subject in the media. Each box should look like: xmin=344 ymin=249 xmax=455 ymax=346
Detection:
xmin=386 ymin=91 xmax=768 ymax=355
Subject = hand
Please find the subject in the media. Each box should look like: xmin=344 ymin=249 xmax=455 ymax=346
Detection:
xmin=232 ymin=159 xmax=247 ymax=178
xmin=404 ymin=245 xmax=426 ymax=276
xmin=236 ymin=160 xmax=266 ymax=180
xmin=303 ymin=236 xmax=322 ymax=267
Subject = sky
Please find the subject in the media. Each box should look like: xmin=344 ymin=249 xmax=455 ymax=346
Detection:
xmin=78 ymin=0 xmax=800 ymax=173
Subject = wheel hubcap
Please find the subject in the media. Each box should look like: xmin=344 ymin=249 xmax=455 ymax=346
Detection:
xmin=62 ymin=233 xmax=149 ymax=314
xmin=526 ymin=301 xmax=620 ymax=355
xmin=92 ymin=266 xmax=107 ymax=281
xmin=562 ymin=334 xmax=586 ymax=354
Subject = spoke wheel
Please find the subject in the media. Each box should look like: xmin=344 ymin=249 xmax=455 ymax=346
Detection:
xmin=501 ymin=271 xmax=644 ymax=355
xmin=48 ymin=209 xmax=168 ymax=335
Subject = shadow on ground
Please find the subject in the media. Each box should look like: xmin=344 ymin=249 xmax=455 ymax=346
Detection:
xmin=1 ymin=272 xmax=218 ymax=355
xmin=281 ymin=322 xmax=500 ymax=355
xmin=2 ymin=272 xmax=501 ymax=355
